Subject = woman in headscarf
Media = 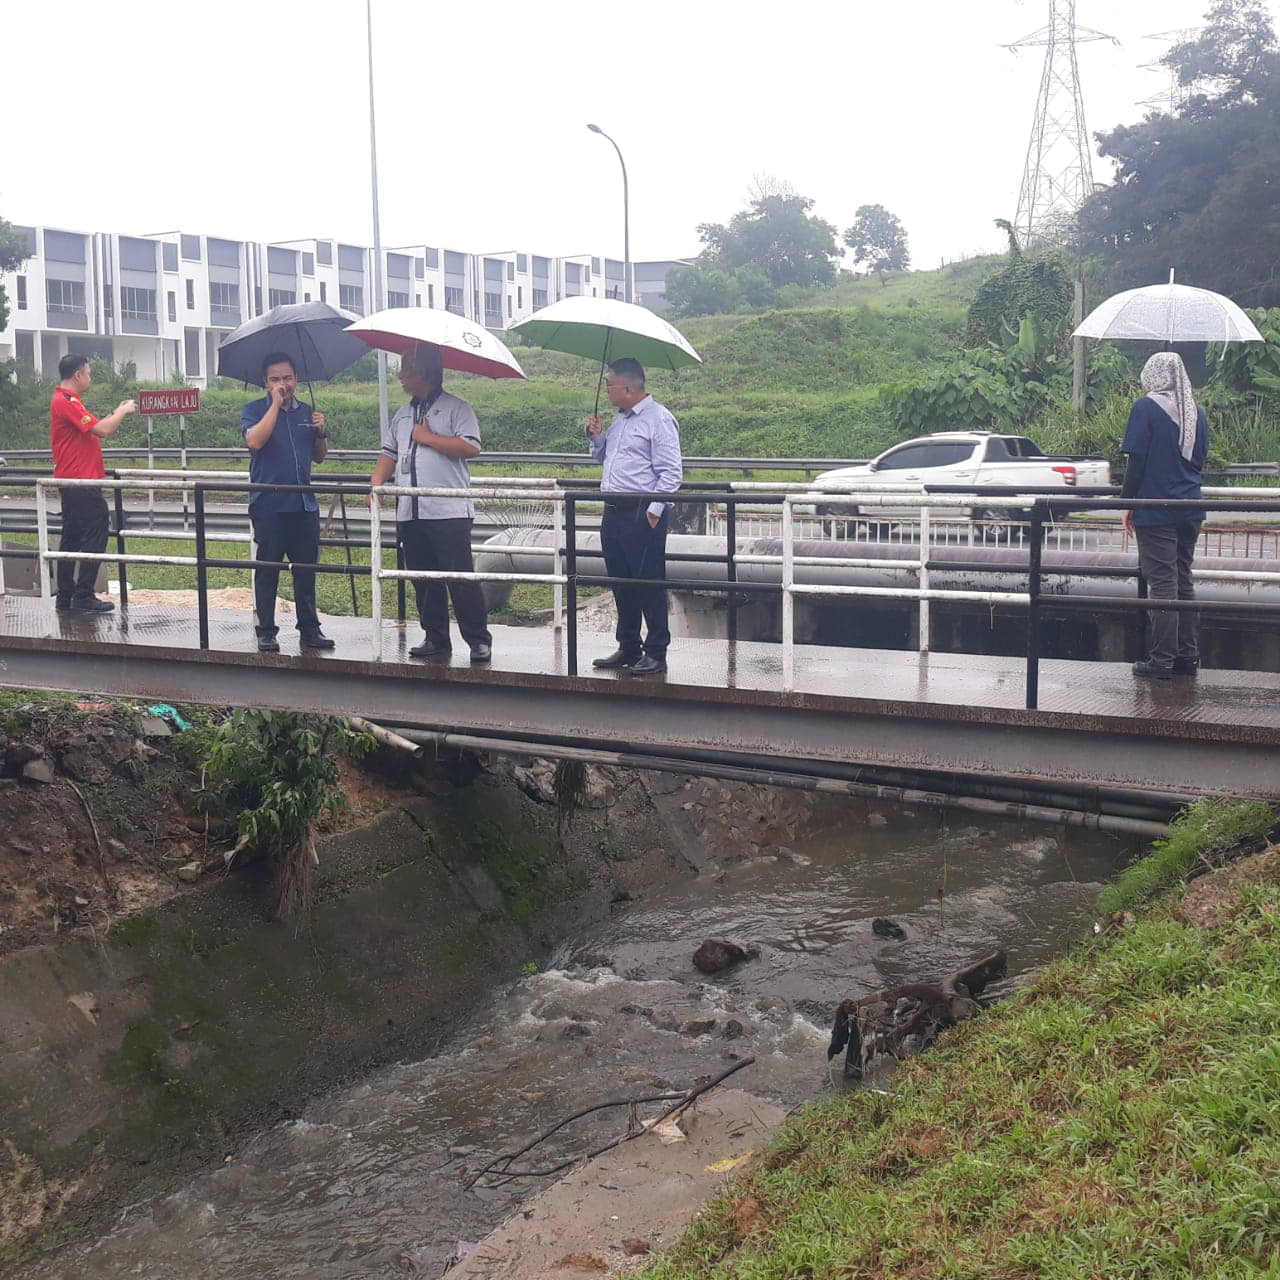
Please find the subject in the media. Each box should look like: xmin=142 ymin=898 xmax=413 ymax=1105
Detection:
xmin=1120 ymin=351 xmax=1209 ymax=679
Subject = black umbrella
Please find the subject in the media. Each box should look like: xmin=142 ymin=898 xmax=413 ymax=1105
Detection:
xmin=216 ymin=301 xmax=368 ymax=385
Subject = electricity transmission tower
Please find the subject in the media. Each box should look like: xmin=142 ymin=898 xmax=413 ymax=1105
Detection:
xmin=1138 ymin=29 xmax=1199 ymax=114
xmin=1007 ymin=2 xmax=1117 ymax=246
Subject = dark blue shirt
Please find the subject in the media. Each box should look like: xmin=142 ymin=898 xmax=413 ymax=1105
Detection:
xmin=1120 ymin=396 xmax=1208 ymax=527
xmin=241 ymin=396 xmax=321 ymax=513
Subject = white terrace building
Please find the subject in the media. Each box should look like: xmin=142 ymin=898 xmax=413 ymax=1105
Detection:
xmin=0 ymin=223 xmax=689 ymax=385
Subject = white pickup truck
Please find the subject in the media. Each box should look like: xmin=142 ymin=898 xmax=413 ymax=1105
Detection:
xmin=810 ymin=431 xmax=1111 ymax=522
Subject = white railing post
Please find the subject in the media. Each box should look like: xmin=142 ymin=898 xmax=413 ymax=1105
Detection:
xmin=35 ymin=481 xmax=51 ymax=599
xmin=552 ymin=486 xmax=565 ymax=633
xmin=918 ymin=502 xmax=931 ymax=654
xmin=369 ymin=491 xmax=383 ymax=661
xmin=782 ymin=495 xmax=795 ymax=692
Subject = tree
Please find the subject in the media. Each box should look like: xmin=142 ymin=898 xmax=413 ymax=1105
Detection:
xmin=1165 ymin=0 xmax=1278 ymax=111
xmin=1078 ymin=0 xmax=1280 ymax=306
xmin=697 ymin=186 xmax=841 ymax=290
xmin=843 ymin=204 xmax=910 ymax=285
xmin=965 ymin=219 xmax=1073 ymax=348
xmin=0 ymin=217 xmax=30 ymax=337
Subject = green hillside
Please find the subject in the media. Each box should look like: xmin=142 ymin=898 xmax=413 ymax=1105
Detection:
xmin=0 ymin=254 xmax=1004 ymax=462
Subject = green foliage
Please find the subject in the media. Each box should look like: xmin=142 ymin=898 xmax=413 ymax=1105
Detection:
xmin=1099 ymin=798 xmax=1276 ymax=914
xmin=0 ymin=216 xmax=30 ymax=334
xmin=1080 ymin=0 xmax=1280 ymax=307
xmin=965 ymin=222 xmax=1074 ymax=348
xmin=669 ymin=182 xmax=841 ymax=316
xmin=204 ymin=710 xmax=371 ymax=914
xmin=842 ymin=203 xmax=910 ymax=281
xmin=1208 ymin=306 xmax=1280 ymax=396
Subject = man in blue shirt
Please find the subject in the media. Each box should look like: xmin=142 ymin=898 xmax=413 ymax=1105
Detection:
xmin=585 ymin=357 xmax=683 ymax=675
xmin=241 ymin=353 xmax=334 ymax=652
xmin=1120 ymin=352 xmax=1209 ymax=679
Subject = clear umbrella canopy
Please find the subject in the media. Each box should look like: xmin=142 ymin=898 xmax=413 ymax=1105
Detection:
xmin=1074 ymin=272 xmax=1263 ymax=345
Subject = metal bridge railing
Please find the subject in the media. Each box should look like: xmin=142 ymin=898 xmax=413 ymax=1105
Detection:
xmin=8 ymin=470 xmax=1280 ymax=714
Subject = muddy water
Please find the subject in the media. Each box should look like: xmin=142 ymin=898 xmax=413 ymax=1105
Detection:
xmin=31 ymin=802 xmax=1132 ymax=1279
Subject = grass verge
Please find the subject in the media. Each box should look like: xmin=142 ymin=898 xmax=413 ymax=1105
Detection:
xmin=638 ymin=799 xmax=1280 ymax=1280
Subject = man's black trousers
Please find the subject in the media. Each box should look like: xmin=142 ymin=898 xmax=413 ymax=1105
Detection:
xmin=56 ymin=487 xmax=110 ymax=602
xmin=600 ymin=502 xmax=670 ymax=660
xmin=251 ymin=509 xmax=321 ymax=638
xmin=399 ymin=517 xmax=491 ymax=649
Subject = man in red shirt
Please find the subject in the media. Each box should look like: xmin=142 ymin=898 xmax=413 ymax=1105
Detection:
xmin=49 ymin=354 xmax=136 ymax=611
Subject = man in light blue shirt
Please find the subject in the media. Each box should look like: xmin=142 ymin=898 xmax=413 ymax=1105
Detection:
xmin=585 ymin=358 xmax=683 ymax=675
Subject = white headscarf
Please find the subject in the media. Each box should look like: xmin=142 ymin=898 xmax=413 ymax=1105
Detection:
xmin=1140 ymin=352 xmax=1199 ymax=462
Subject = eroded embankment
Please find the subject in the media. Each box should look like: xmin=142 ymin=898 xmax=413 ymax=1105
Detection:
xmin=0 ymin=712 xmax=695 ymax=1271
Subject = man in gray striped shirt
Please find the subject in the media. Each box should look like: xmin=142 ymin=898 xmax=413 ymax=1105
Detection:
xmin=369 ymin=343 xmax=492 ymax=662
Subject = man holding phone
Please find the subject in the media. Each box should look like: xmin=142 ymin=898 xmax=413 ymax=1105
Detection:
xmin=241 ymin=352 xmax=333 ymax=652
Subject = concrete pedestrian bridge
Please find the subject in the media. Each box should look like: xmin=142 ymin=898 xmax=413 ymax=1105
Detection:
xmin=2 ymin=470 xmax=1278 ymax=822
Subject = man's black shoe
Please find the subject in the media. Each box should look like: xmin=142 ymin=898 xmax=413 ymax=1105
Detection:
xmin=592 ymin=649 xmax=638 ymax=669
xmin=409 ymin=640 xmax=452 ymax=659
xmin=257 ymin=635 xmax=281 ymax=654
xmin=1172 ymin=656 xmax=1200 ymax=675
xmin=70 ymin=596 xmax=114 ymax=613
xmin=469 ymin=643 xmax=492 ymax=663
xmin=1133 ymin=659 xmax=1174 ymax=680
xmin=55 ymin=597 xmax=73 ymax=611
xmin=300 ymin=630 xmax=336 ymax=651
xmin=623 ymin=655 xmax=667 ymax=676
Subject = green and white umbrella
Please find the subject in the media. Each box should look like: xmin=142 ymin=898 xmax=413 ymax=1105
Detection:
xmin=512 ymin=295 xmax=701 ymax=413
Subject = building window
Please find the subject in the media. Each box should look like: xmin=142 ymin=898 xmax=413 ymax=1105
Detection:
xmin=517 ymin=253 xmax=528 ymax=273
xmin=444 ymin=286 xmax=464 ymax=315
xmin=304 ymin=292 xmax=311 ymax=302
xmin=591 ymin=257 xmax=601 ymax=273
xmin=167 ymin=291 xmax=177 ymax=322
xmin=121 ymin=286 xmax=157 ymax=321
xmin=184 ymin=327 xmax=201 ymax=376
xmin=517 ymin=285 xmax=523 ymax=308
xmin=388 ymin=290 xmax=410 ymax=308
xmin=254 ymin=287 xmax=262 ymax=313
xmin=484 ymin=292 xmax=502 ymax=326
xmin=339 ymin=284 xmax=363 ymax=312
xmin=414 ymin=257 xmax=424 ymax=279
xmin=209 ymin=281 xmax=239 ymax=314
xmin=473 ymin=289 xmax=480 ymax=317
xmin=185 ymin=279 xmax=195 ymax=309
xmin=268 ymin=288 xmax=296 ymax=307
xmin=316 ymin=241 xmax=333 ymax=266
xmin=506 ymin=262 xmax=515 ymax=281
xmin=415 ymin=293 xmax=421 ymax=306
xmin=320 ymin=282 xmax=327 ymax=302
xmin=426 ymin=247 xmax=439 ymax=269
xmin=532 ymin=288 xmax=548 ymax=309
xmin=162 ymin=242 xmax=178 ymax=272
xmin=507 ymin=295 xmax=512 ymax=318
xmin=428 ymin=284 xmax=435 ymax=308
xmin=46 ymin=279 xmax=86 ymax=312
xmin=15 ymin=277 xmax=26 ymax=310
xmin=180 ymin=234 xmax=201 ymax=261
xmin=302 ymin=252 xmax=315 ymax=276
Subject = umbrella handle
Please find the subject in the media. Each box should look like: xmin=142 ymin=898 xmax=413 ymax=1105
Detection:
xmin=592 ymin=327 xmax=612 ymax=419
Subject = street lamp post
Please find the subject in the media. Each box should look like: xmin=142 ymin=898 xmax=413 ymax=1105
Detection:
xmin=587 ymin=123 xmax=631 ymax=304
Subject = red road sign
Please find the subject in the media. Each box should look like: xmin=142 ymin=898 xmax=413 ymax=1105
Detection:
xmin=137 ymin=388 xmax=201 ymax=416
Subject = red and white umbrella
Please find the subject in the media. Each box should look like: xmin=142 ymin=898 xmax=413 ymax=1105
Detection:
xmin=346 ymin=307 xmax=526 ymax=379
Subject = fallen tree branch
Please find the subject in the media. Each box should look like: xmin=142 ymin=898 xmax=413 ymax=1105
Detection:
xmin=66 ymin=779 xmax=116 ymax=903
xmin=466 ymin=1057 xmax=756 ymax=1188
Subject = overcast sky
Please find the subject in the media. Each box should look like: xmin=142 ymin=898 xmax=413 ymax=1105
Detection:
xmin=5 ymin=0 xmax=1269 ymax=267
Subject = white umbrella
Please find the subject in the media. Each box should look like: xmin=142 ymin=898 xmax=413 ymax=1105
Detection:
xmin=1073 ymin=271 xmax=1263 ymax=345
xmin=346 ymin=307 xmax=526 ymax=379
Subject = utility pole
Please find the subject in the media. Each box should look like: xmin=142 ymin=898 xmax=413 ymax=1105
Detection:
xmin=366 ymin=0 xmax=388 ymax=435
xmin=1007 ymin=1 xmax=1116 ymax=247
